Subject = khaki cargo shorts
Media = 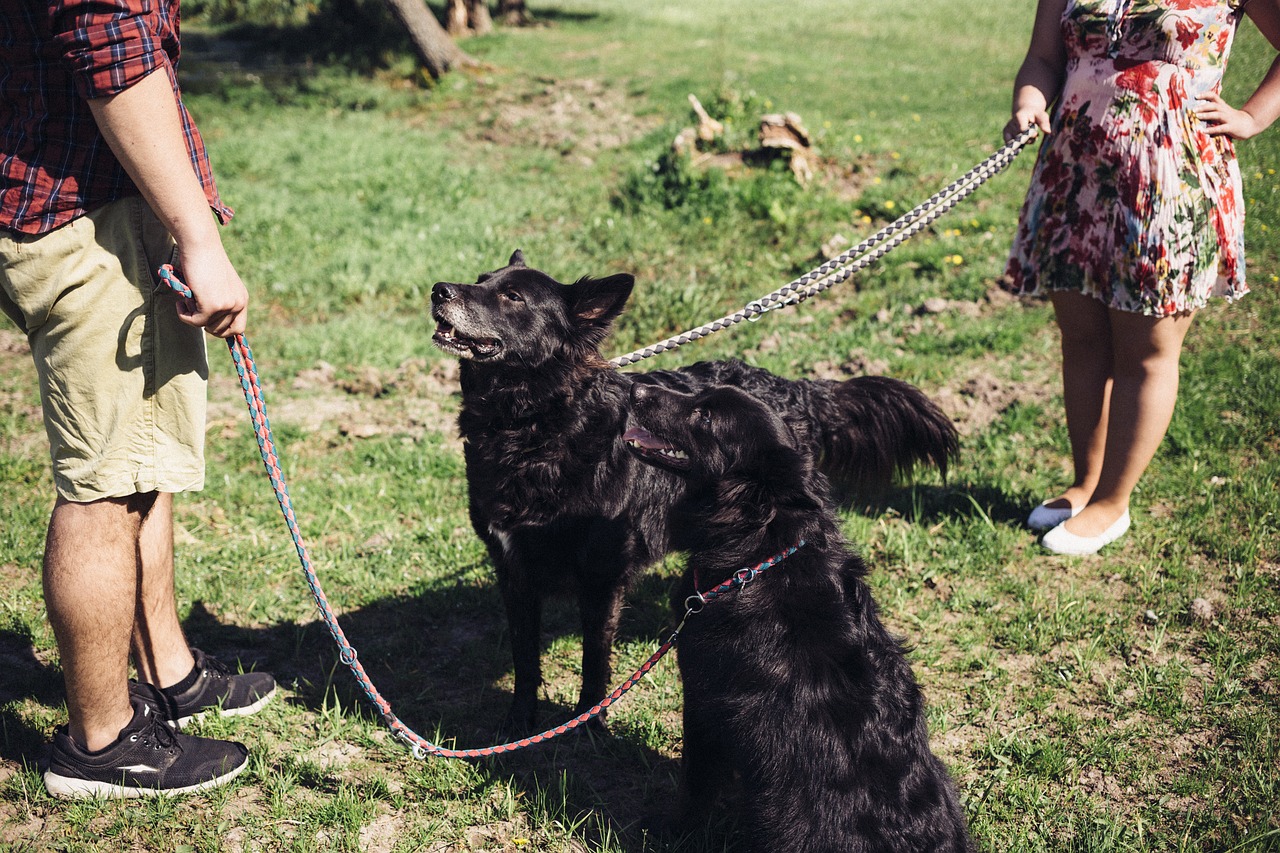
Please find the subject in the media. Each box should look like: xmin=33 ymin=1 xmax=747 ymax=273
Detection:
xmin=0 ymin=196 xmax=208 ymax=501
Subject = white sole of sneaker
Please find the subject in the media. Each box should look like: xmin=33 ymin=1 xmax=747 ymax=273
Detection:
xmin=43 ymin=759 xmax=247 ymax=799
xmin=174 ymin=685 xmax=277 ymax=729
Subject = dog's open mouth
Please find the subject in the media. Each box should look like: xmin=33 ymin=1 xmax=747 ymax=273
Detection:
xmin=433 ymin=321 xmax=502 ymax=360
xmin=623 ymin=425 xmax=691 ymax=468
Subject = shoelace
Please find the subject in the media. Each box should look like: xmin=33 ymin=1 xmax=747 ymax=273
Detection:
xmin=129 ymin=706 xmax=181 ymax=755
xmin=198 ymin=655 xmax=232 ymax=682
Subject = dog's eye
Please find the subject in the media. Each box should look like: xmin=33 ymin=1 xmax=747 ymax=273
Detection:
xmin=692 ymin=408 xmax=712 ymax=427
xmin=502 ymin=290 xmax=524 ymax=303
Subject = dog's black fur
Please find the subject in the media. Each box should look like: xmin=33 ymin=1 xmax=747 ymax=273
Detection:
xmin=431 ymin=251 xmax=958 ymax=731
xmin=624 ymin=381 xmax=971 ymax=853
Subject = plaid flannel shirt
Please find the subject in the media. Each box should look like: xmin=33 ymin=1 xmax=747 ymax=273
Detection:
xmin=0 ymin=0 xmax=232 ymax=235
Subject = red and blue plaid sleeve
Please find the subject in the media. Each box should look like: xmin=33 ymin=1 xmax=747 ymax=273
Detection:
xmin=49 ymin=0 xmax=177 ymax=100
xmin=1 ymin=0 xmax=230 ymax=234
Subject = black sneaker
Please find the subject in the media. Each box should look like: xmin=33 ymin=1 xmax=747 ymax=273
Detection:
xmin=154 ymin=649 xmax=277 ymax=728
xmin=43 ymin=695 xmax=248 ymax=799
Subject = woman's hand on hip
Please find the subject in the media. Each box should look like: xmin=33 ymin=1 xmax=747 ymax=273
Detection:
xmin=1197 ymin=92 xmax=1264 ymax=139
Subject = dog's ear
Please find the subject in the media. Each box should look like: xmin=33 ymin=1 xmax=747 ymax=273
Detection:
xmin=742 ymin=445 xmax=824 ymax=516
xmin=568 ymin=274 xmax=634 ymax=327
xmin=711 ymin=476 xmax=778 ymax=533
xmin=508 ymin=249 xmax=527 ymax=268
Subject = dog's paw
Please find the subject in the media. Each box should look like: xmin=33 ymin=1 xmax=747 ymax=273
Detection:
xmin=636 ymin=812 xmax=703 ymax=845
xmin=571 ymin=712 xmax=610 ymax=737
xmin=497 ymin=705 xmax=539 ymax=740
xmin=636 ymin=813 xmax=677 ymax=838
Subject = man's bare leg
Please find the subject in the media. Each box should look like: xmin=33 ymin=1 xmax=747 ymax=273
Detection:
xmin=43 ymin=495 xmax=148 ymax=751
xmin=131 ymin=492 xmax=196 ymax=689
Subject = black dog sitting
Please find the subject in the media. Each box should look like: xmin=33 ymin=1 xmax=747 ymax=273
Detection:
xmin=432 ymin=251 xmax=958 ymax=731
xmin=625 ymin=382 xmax=971 ymax=852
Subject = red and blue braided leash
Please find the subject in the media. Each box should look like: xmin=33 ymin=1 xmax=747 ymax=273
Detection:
xmin=159 ymin=261 xmax=804 ymax=760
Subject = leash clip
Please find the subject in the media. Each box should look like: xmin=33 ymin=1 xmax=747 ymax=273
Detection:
xmin=745 ymin=297 xmax=789 ymax=320
xmin=673 ymin=590 xmax=709 ymax=638
xmin=672 ymin=606 xmax=695 ymax=639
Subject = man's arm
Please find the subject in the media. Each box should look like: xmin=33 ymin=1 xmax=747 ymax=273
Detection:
xmin=87 ymin=68 xmax=248 ymax=338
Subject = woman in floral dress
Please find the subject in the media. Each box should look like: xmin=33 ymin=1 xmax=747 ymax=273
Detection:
xmin=1005 ymin=0 xmax=1280 ymax=555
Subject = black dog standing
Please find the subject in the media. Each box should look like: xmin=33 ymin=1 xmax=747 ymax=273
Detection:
xmin=625 ymin=382 xmax=971 ymax=852
xmin=432 ymin=251 xmax=958 ymax=732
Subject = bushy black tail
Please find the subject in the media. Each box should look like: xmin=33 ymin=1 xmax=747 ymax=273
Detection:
xmin=659 ymin=360 xmax=959 ymax=493
xmin=806 ymin=375 xmax=958 ymax=493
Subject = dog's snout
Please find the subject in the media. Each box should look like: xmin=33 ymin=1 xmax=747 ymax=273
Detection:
xmin=630 ymin=383 xmax=654 ymax=406
xmin=432 ymin=282 xmax=457 ymax=304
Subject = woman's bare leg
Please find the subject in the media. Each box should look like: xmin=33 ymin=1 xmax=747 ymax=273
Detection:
xmin=1063 ymin=307 xmax=1194 ymax=537
xmin=1046 ymin=291 xmax=1114 ymax=512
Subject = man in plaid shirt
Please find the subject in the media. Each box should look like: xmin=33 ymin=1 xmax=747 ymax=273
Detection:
xmin=2 ymin=0 xmax=276 ymax=798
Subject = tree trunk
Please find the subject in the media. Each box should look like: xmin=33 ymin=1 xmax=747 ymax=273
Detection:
xmin=468 ymin=0 xmax=493 ymax=35
xmin=382 ymin=0 xmax=469 ymax=79
xmin=445 ymin=0 xmax=468 ymax=36
xmin=447 ymin=0 xmax=493 ymax=36
xmin=497 ymin=0 xmax=529 ymax=26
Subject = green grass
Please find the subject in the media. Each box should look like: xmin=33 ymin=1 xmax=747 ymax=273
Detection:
xmin=2 ymin=0 xmax=1279 ymax=850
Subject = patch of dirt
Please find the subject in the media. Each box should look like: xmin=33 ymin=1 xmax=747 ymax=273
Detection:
xmin=209 ymin=357 xmax=462 ymax=449
xmin=1077 ymin=764 xmax=1128 ymax=801
xmin=0 ymin=562 xmax=35 ymax=589
xmin=214 ymin=790 xmax=266 ymax=853
xmin=470 ymin=77 xmax=662 ymax=162
xmin=797 ymin=329 xmax=1059 ymax=436
xmin=931 ymin=368 xmax=1057 ymax=437
xmin=0 ymin=328 xmax=29 ymax=355
xmin=0 ymin=813 xmax=48 ymax=847
xmin=357 ymin=813 xmax=404 ymax=853
xmin=0 ymin=763 xmax=18 ymax=789
xmin=465 ymin=819 xmax=532 ymax=851
xmin=814 ymin=157 xmax=879 ymax=202
xmin=301 ymin=740 xmax=364 ymax=771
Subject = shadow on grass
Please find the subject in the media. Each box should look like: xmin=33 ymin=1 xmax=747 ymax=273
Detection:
xmin=0 ymin=630 xmax=63 ymax=768
xmin=852 ymin=481 xmax=1032 ymax=530
xmin=0 ymin=556 xmax=725 ymax=848
xmin=179 ymin=567 xmax=725 ymax=851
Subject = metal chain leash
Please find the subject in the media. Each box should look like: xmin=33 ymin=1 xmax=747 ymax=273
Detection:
xmin=608 ymin=127 xmax=1039 ymax=367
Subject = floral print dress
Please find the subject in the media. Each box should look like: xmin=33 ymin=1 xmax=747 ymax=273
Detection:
xmin=1006 ymin=0 xmax=1249 ymax=316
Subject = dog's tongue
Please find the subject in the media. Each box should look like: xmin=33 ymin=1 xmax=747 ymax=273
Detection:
xmin=622 ymin=426 xmax=663 ymax=449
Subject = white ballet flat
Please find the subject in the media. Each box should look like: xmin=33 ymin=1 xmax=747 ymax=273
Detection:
xmin=1041 ymin=510 xmax=1131 ymax=556
xmin=1027 ymin=501 xmax=1081 ymax=531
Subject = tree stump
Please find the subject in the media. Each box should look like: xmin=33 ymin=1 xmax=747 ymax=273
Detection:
xmin=759 ymin=112 xmax=815 ymax=183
